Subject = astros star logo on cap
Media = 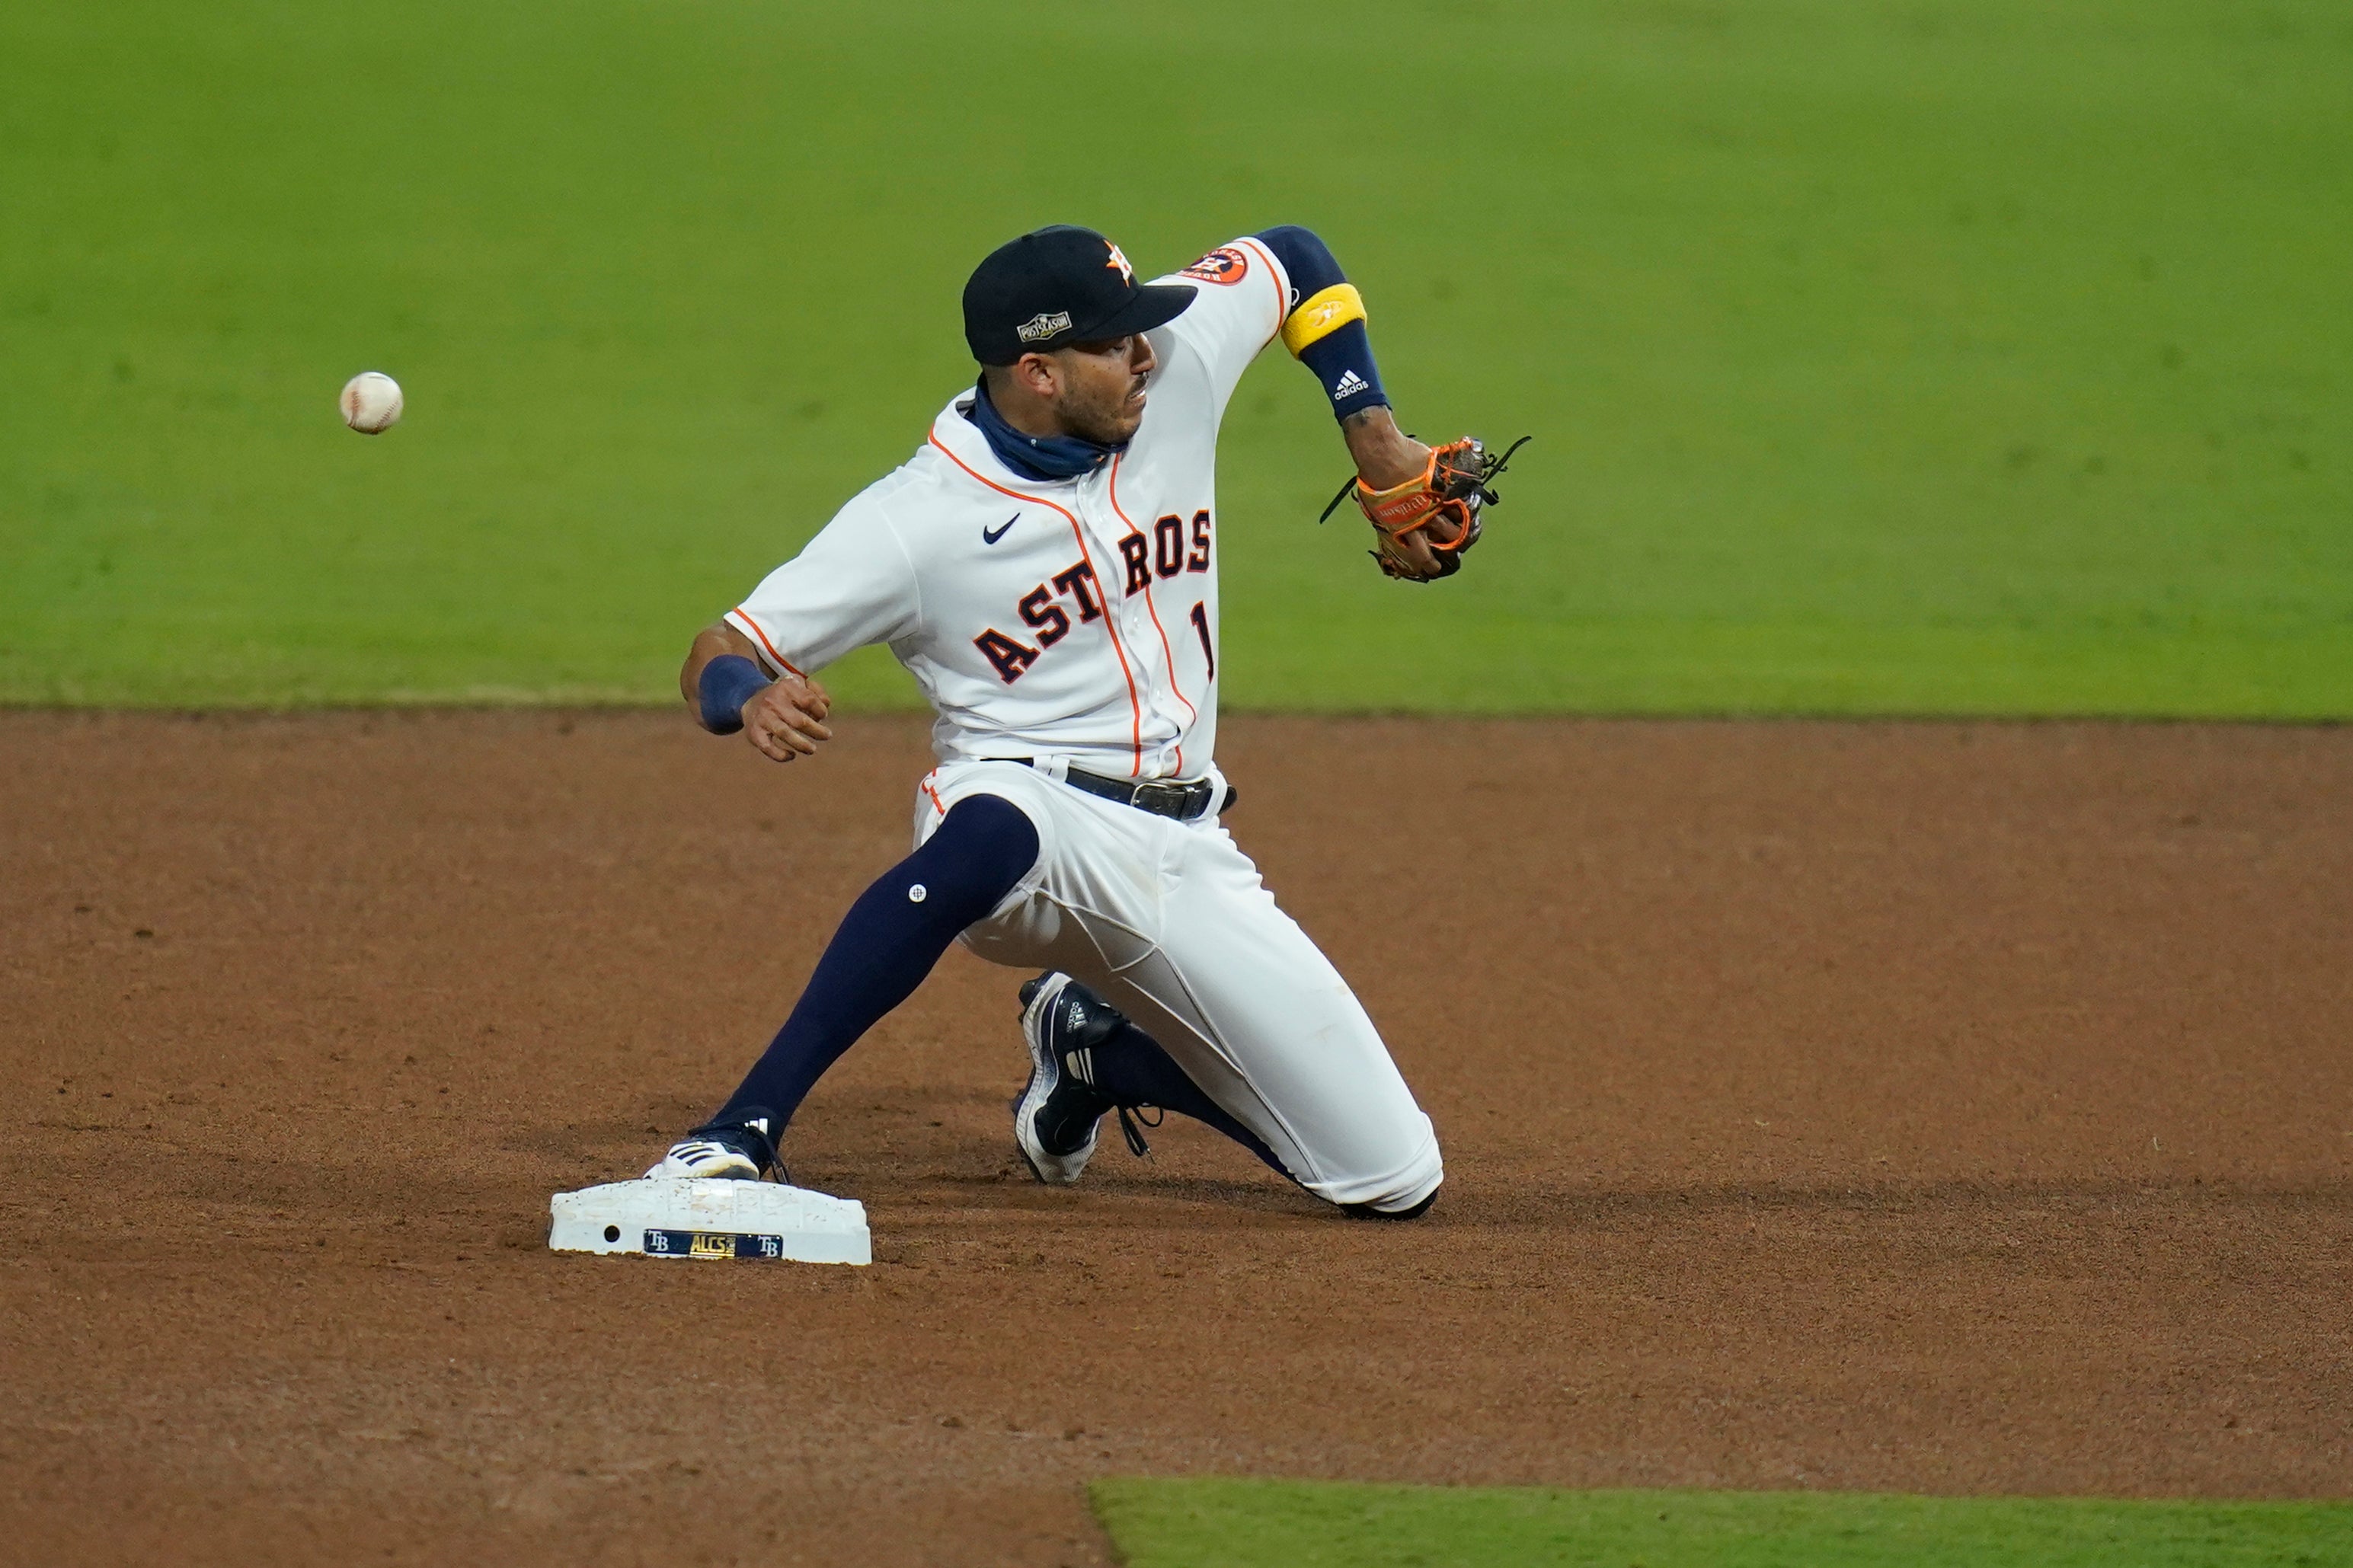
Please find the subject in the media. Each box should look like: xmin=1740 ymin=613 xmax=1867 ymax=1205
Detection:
xmin=1105 ymin=241 xmax=1135 ymax=284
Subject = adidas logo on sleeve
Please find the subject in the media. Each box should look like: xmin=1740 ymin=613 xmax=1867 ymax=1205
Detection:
xmin=1334 ymin=369 xmax=1370 ymax=400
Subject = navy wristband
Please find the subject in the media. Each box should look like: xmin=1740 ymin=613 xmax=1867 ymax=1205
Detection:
xmin=1298 ymin=319 xmax=1390 ymax=422
xmin=698 ymin=653 xmax=769 ymax=734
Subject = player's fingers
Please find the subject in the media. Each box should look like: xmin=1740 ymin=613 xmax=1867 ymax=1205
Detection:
xmin=775 ymin=682 xmax=831 ymax=729
xmin=747 ymin=704 xmax=814 ymax=760
xmin=777 ymin=705 xmax=832 ymax=744
xmin=1392 ymin=533 xmax=1443 ymax=578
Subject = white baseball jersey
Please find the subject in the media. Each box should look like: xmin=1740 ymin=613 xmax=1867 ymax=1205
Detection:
xmin=725 ymin=235 xmax=1293 ymax=781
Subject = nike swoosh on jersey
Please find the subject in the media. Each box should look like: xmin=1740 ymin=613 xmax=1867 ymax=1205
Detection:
xmin=983 ymin=514 xmax=1017 ymax=545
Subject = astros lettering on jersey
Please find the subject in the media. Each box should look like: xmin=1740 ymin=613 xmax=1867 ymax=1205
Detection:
xmin=724 ymin=236 xmax=1290 ymax=780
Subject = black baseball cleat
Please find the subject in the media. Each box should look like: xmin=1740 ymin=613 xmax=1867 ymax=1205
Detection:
xmin=1012 ymin=972 xmax=1126 ymax=1184
xmin=642 ymin=1116 xmax=788 ymax=1183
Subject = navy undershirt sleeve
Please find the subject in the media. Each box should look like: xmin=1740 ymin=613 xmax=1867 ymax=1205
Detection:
xmin=1252 ymin=224 xmax=1345 ymax=301
xmin=703 ymin=794 xmax=1039 ymax=1135
xmin=1252 ymin=225 xmax=1391 ymax=421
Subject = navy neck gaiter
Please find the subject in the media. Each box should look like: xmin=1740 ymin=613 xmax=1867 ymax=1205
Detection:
xmin=966 ymin=378 xmax=1120 ymax=484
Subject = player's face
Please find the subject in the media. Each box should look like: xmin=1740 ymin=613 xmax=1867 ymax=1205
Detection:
xmin=1050 ymin=334 xmax=1156 ymax=446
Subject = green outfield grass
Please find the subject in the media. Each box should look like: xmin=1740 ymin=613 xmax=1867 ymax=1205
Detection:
xmin=1089 ymin=1478 xmax=2353 ymax=1567
xmin=3 ymin=1 xmax=2347 ymax=714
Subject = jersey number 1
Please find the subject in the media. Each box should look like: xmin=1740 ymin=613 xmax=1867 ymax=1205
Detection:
xmin=1188 ymin=601 xmax=1214 ymax=680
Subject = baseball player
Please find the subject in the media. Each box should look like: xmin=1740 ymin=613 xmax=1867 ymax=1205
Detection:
xmin=642 ymin=225 xmax=1518 ymax=1217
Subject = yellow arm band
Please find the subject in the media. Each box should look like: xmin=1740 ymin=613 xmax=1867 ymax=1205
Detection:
xmin=1280 ymin=283 xmax=1367 ymax=358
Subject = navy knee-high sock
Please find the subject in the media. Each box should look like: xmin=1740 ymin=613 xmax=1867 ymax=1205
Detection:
xmin=703 ymin=794 xmax=1037 ymax=1135
xmin=1089 ymin=1016 xmax=1433 ymax=1218
xmin=1085 ymin=1019 xmax=1290 ymax=1181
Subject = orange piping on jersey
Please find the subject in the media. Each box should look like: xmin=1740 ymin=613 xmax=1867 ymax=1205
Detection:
xmin=926 ymin=433 xmax=1146 ymax=777
xmin=1232 ymin=235 xmax=1289 ymax=345
xmin=730 ymin=607 xmax=805 ymax=678
xmin=1108 ymin=451 xmax=1197 ymax=778
xmin=920 ymin=775 xmax=947 ymax=819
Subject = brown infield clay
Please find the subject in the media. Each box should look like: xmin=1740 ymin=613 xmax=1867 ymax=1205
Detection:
xmin=2 ymin=711 xmax=2349 ymax=1565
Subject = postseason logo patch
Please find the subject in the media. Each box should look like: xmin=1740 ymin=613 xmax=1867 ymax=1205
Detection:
xmin=1017 ymin=310 xmax=1073 ymax=343
xmin=1180 ymin=247 xmax=1251 ymax=286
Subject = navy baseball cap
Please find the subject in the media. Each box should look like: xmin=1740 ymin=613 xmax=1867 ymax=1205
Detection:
xmin=963 ymin=225 xmax=1196 ymax=365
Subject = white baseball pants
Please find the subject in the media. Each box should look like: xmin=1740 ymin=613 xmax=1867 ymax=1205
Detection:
xmin=914 ymin=757 xmax=1443 ymax=1213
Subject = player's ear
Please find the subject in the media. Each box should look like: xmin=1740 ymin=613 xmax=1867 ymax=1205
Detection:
xmin=1011 ymin=353 xmax=1060 ymax=399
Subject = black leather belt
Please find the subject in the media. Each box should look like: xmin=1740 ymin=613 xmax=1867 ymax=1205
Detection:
xmin=985 ymin=758 xmax=1232 ymax=820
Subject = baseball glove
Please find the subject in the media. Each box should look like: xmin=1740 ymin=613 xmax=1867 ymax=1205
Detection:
xmin=1319 ymin=436 xmax=1530 ymax=582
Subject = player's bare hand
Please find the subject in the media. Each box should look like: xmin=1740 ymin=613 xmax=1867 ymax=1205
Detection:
xmin=1349 ymin=418 xmax=1432 ymax=495
xmin=1380 ymin=511 xmax=1463 ymax=580
xmin=1335 ymin=414 xmax=1516 ymax=584
xmin=1364 ymin=446 xmax=1472 ymax=581
xmin=1342 ymin=413 xmax=1454 ymax=579
xmin=741 ymin=674 xmax=833 ymax=764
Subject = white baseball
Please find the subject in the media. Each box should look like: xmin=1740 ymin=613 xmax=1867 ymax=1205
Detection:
xmin=340 ymin=371 xmax=404 ymax=434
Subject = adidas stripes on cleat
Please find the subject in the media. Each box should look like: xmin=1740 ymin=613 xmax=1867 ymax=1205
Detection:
xmin=1011 ymin=972 xmax=1126 ymax=1184
xmin=642 ymin=1116 xmax=785 ymax=1183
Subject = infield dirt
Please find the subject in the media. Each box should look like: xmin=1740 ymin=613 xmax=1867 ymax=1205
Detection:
xmin=3 ymin=712 xmax=2348 ymax=1566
